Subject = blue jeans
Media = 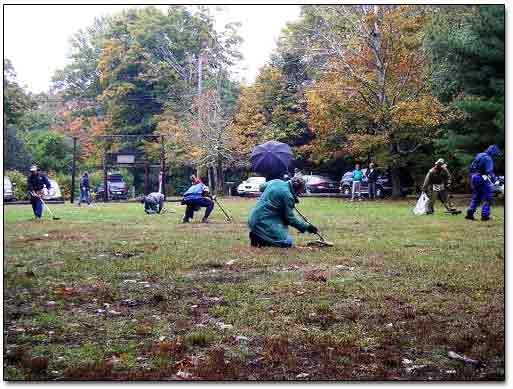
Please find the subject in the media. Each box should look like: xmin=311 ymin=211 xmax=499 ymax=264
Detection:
xmin=368 ymin=182 xmax=376 ymax=199
xmin=30 ymin=196 xmax=43 ymax=218
xmin=183 ymin=197 xmax=214 ymax=220
xmin=79 ymin=188 xmax=90 ymax=204
xmin=467 ymin=173 xmax=492 ymax=218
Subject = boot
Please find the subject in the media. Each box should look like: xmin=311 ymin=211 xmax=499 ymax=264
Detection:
xmin=201 ymin=217 xmax=209 ymax=224
xmin=465 ymin=211 xmax=475 ymax=221
xmin=481 ymin=215 xmax=490 ymax=221
xmin=182 ymin=217 xmax=190 ymax=223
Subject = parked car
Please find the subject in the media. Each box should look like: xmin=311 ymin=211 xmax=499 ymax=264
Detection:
xmin=303 ymin=175 xmax=340 ymax=194
xmin=95 ymin=173 xmax=129 ymax=200
xmin=4 ymin=176 xmax=17 ymax=202
xmin=43 ymin=179 xmax=64 ymax=201
xmin=340 ymin=168 xmax=414 ymax=198
xmin=237 ymin=176 xmax=266 ymax=196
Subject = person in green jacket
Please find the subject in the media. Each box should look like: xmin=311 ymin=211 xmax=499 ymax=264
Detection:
xmin=248 ymin=176 xmax=318 ymax=247
xmin=422 ymin=158 xmax=457 ymax=214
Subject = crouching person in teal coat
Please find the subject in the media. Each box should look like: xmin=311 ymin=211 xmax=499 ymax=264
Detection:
xmin=248 ymin=176 xmax=318 ymax=247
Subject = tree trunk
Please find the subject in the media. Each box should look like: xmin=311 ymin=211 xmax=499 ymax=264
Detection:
xmin=208 ymin=166 xmax=214 ymax=190
xmin=390 ymin=166 xmax=402 ymax=198
xmin=216 ymin=154 xmax=224 ymax=195
xmin=212 ymin=165 xmax=218 ymax=194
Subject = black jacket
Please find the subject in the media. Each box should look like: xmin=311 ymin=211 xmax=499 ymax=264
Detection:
xmin=27 ymin=173 xmax=51 ymax=192
xmin=80 ymin=175 xmax=90 ymax=189
xmin=365 ymin=169 xmax=379 ymax=183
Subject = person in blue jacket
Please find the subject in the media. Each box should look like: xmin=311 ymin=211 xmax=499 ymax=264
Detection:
xmin=27 ymin=165 xmax=51 ymax=219
xmin=465 ymin=145 xmax=500 ymax=221
xmin=181 ymin=175 xmax=214 ymax=223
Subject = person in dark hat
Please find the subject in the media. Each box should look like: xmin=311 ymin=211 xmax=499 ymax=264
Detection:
xmin=26 ymin=165 xmax=51 ymax=219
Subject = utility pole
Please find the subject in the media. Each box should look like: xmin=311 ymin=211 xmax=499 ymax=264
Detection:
xmin=197 ymin=49 xmax=203 ymax=97
xmin=160 ymin=135 xmax=166 ymax=199
xmin=103 ymin=145 xmax=108 ymax=202
xmin=70 ymin=137 xmax=77 ymax=204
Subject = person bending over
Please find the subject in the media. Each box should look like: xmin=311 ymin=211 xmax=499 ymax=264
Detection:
xmin=143 ymin=192 xmax=165 ymax=214
xmin=248 ymin=176 xmax=318 ymax=247
xmin=181 ymin=175 xmax=214 ymax=223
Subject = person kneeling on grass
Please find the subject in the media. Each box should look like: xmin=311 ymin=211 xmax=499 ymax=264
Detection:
xmin=143 ymin=192 xmax=165 ymax=214
xmin=248 ymin=176 xmax=318 ymax=247
xmin=181 ymin=175 xmax=214 ymax=223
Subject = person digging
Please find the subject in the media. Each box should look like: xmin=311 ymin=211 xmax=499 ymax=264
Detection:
xmin=142 ymin=192 xmax=165 ymax=215
xmin=247 ymin=176 xmax=319 ymax=247
xmin=422 ymin=158 xmax=460 ymax=215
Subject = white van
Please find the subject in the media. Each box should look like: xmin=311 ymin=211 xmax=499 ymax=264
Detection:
xmin=43 ymin=179 xmax=64 ymax=201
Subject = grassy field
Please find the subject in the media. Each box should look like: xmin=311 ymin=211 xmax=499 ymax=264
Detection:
xmin=3 ymin=197 xmax=504 ymax=380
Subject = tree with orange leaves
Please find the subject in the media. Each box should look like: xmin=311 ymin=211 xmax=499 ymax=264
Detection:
xmin=298 ymin=5 xmax=452 ymax=196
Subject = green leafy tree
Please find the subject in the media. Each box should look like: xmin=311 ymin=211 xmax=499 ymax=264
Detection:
xmin=23 ymin=131 xmax=72 ymax=173
xmin=426 ymin=5 xmax=504 ymax=174
xmin=3 ymin=59 xmax=35 ymax=170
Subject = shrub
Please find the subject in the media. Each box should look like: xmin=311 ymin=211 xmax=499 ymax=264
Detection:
xmin=5 ymin=170 xmax=28 ymax=200
xmin=53 ymin=172 xmax=72 ymax=201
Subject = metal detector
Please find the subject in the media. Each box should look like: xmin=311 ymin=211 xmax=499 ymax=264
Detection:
xmin=32 ymin=192 xmax=60 ymax=220
xmin=294 ymin=206 xmax=333 ymax=247
xmin=212 ymin=196 xmax=233 ymax=223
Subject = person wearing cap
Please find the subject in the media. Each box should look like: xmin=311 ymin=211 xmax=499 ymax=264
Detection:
xmin=181 ymin=175 xmax=214 ymax=223
xmin=27 ymin=165 xmax=51 ymax=219
xmin=365 ymin=162 xmax=380 ymax=200
xmin=248 ymin=176 xmax=318 ymax=247
xmin=465 ymin=144 xmax=500 ymax=221
xmin=78 ymin=171 xmax=91 ymax=206
xmin=422 ymin=158 xmax=455 ymax=214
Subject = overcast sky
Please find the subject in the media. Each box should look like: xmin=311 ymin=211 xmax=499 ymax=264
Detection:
xmin=4 ymin=4 xmax=301 ymax=93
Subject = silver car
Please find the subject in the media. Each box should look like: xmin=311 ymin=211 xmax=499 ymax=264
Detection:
xmin=4 ymin=176 xmax=16 ymax=202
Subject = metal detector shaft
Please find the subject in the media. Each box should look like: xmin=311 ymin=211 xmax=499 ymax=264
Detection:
xmin=294 ymin=206 xmax=327 ymax=242
xmin=213 ymin=197 xmax=232 ymax=221
xmin=32 ymin=192 xmax=59 ymax=220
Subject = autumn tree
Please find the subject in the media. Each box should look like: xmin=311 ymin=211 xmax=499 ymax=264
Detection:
xmin=295 ymin=5 xmax=449 ymax=195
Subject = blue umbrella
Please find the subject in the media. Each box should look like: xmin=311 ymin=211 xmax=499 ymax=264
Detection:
xmin=250 ymin=140 xmax=293 ymax=179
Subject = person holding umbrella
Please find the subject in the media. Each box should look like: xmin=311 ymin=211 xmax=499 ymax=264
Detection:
xmin=250 ymin=140 xmax=293 ymax=181
xmin=248 ymin=176 xmax=318 ymax=247
xmin=27 ymin=165 xmax=51 ymax=220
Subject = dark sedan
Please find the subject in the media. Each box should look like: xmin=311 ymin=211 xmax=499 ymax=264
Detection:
xmin=303 ymin=175 xmax=340 ymax=194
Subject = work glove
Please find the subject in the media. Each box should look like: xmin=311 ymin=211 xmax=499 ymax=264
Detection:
xmin=307 ymin=224 xmax=318 ymax=234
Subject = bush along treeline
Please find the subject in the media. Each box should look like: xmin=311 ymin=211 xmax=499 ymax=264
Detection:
xmin=4 ymin=5 xmax=503 ymax=197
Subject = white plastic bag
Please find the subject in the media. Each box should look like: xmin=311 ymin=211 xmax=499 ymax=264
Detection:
xmin=413 ymin=192 xmax=429 ymax=215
